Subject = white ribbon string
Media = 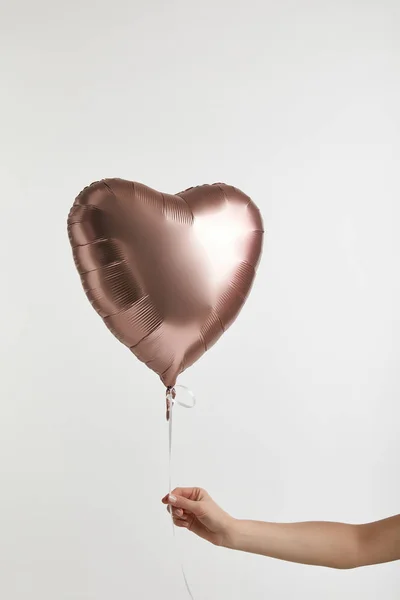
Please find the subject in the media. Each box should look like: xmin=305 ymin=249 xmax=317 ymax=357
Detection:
xmin=166 ymin=385 xmax=196 ymax=599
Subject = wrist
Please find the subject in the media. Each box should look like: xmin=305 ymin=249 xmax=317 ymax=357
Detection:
xmin=222 ymin=517 xmax=242 ymax=550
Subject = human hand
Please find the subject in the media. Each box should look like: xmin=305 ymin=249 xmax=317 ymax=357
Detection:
xmin=162 ymin=487 xmax=234 ymax=547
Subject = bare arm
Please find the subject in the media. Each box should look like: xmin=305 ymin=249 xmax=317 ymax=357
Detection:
xmin=226 ymin=515 xmax=400 ymax=569
xmin=163 ymin=488 xmax=400 ymax=569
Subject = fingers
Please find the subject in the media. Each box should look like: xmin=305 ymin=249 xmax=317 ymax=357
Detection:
xmin=167 ymin=506 xmax=187 ymax=519
xmin=166 ymin=504 xmax=191 ymax=529
xmin=162 ymin=488 xmax=207 ymax=515
xmin=168 ymin=494 xmax=204 ymax=516
xmin=173 ymin=518 xmax=190 ymax=529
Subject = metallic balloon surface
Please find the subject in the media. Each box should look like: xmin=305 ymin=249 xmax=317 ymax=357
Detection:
xmin=68 ymin=179 xmax=263 ymax=387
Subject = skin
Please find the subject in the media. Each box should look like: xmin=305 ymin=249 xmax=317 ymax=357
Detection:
xmin=162 ymin=488 xmax=400 ymax=569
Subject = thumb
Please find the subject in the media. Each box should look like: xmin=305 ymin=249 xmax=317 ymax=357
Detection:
xmin=169 ymin=494 xmax=204 ymax=516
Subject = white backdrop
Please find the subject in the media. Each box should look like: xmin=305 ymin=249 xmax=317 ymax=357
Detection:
xmin=1 ymin=1 xmax=400 ymax=598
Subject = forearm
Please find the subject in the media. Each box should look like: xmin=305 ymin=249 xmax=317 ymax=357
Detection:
xmin=224 ymin=519 xmax=362 ymax=569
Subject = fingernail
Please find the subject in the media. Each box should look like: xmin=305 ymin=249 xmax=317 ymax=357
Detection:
xmin=169 ymin=494 xmax=177 ymax=503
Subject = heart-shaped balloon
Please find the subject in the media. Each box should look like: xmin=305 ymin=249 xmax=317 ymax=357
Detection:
xmin=68 ymin=179 xmax=263 ymax=387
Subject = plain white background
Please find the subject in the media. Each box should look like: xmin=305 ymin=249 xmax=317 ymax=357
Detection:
xmin=1 ymin=0 xmax=400 ymax=598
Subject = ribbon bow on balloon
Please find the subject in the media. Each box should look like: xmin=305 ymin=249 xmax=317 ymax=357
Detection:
xmin=166 ymin=385 xmax=196 ymax=421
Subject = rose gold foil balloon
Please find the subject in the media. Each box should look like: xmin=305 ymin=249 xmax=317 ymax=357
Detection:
xmin=68 ymin=179 xmax=263 ymax=387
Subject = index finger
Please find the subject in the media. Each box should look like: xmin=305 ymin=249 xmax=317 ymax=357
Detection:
xmin=171 ymin=487 xmax=205 ymax=501
xmin=161 ymin=487 xmax=205 ymax=504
